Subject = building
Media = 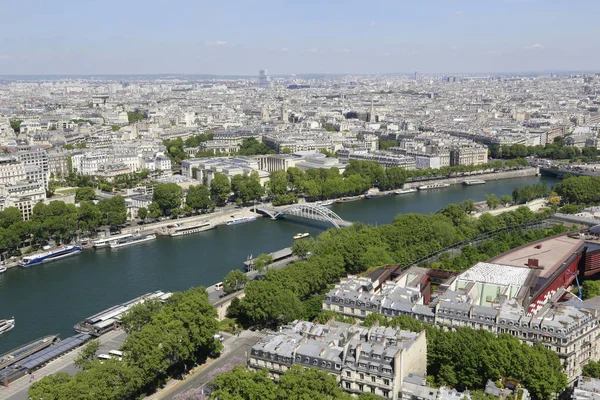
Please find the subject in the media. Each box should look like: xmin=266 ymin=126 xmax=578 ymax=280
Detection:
xmin=249 ymin=319 xmax=427 ymax=400
xmin=572 ymin=376 xmax=600 ymax=400
xmin=16 ymin=150 xmax=49 ymax=189
xmin=0 ymin=181 xmax=46 ymax=220
xmin=337 ymin=149 xmax=417 ymax=170
xmin=324 ymin=234 xmax=600 ymax=381
xmin=258 ymin=69 xmax=272 ymax=88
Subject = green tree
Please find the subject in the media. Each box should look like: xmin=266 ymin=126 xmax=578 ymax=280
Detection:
xmin=210 ymin=173 xmax=231 ymax=206
xmin=485 ymin=194 xmax=501 ymax=210
xmin=252 ymin=253 xmax=273 ymax=272
xmin=186 ymin=184 xmax=214 ymax=212
xmin=277 ymin=365 xmax=350 ymax=399
xmin=28 ymin=372 xmax=76 ymax=400
xmin=582 ymin=360 xmax=600 ymax=378
xmin=74 ymin=339 xmax=100 ymax=370
xmin=137 ymin=207 xmax=148 ymax=221
xmin=222 ymin=269 xmax=249 ymax=293
xmin=582 ymin=280 xmax=600 ymax=300
xmin=75 ymin=186 xmax=97 ymax=202
xmin=97 ymin=196 xmax=127 ymax=228
xmin=500 ymin=194 xmax=512 ymax=206
xmin=120 ymin=298 xmax=163 ymax=334
xmin=10 ymin=120 xmax=22 ymax=133
xmin=266 ymin=170 xmax=289 ymax=196
xmin=0 ymin=207 xmax=22 ymax=228
xmin=153 ymin=183 xmax=184 ymax=215
xmin=148 ymin=202 xmax=162 ymax=218
xmin=209 ymin=365 xmax=278 ymax=400
xmin=78 ymin=201 xmax=102 ymax=233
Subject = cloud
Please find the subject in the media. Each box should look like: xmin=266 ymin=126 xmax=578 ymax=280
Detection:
xmin=205 ymin=40 xmax=228 ymax=46
xmin=370 ymin=20 xmax=376 ymax=26
xmin=455 ymin=10 xmax=463 ymax=16
xmin=450 ymin=46 xmax=460 ymax=50
xmin=528 ymin=43 xmax=544 ymax=49
xmin=308 ymin=48 xmax=318 ymax=53
xmin=114 ymin=34 xmax=135 ymax=41
xmin=340 ymin=48 xmax=351 ymax=52
xmin=0 ymin=54 xmax=13 ymax=60
xmin=483 ymin=50 xmax=502 ymax=55
xmin=407 ymin=51 xmax=418 ymax=56
xmin=280 ymin=47 xmax=289 ymax=52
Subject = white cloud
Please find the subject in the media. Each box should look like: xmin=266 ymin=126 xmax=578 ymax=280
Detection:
xmin=528 ymin=43 xmax=544 ymax=49
xmin=205 ymin=40 xmax=228 ymax=46
xmin=308 ymin=48 xmax=318 ymax=53
xmin=407 ymin=51 xmax=418 ymax=56
xmin=455 ymin=10 xmax=463 ymax=16
xmin=370 ymin=20 xmax=376 ymax=26
xmin=0 ymin=54 xmax=13 ymax=60
xmin=280 ymin=47 xmax=289 ymax=52
xmin=450 ymin=46 xmax=460 ymax=50
xmin=483 ymin=50 xmax=502 ymax=55
xmin=340 ymin=48 xmax=351 ymax=52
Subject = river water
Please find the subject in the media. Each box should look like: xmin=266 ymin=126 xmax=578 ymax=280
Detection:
xmin=0 ymin=175 xmax=558 ymax=353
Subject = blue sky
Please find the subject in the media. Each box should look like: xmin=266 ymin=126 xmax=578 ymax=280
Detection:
xmin=0 ymin=0 xmax=598 ymax=75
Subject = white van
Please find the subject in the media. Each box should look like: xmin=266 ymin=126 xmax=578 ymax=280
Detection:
xmin=214 ymin=282 xmax=223 ymax=291
xmin=213 ymin=334 xmax=224 ymax=342
xmin=97 ymin=354 xmax=111 ymax=360
xmin=109 ymin=350 xmax=123 ymax=361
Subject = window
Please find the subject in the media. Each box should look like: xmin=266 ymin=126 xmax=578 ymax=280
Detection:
xmin=346 ymin=371 xmax=351 ymax=377
xmin=384 ymin=379 xmax=390 ymax=386
xmin=371 ymin=376 xmax=376 ymax=383
xmin=360 ymin=373 xmax=364 ymax=380
xmin=345 ymin=382 xmax=351 ymax=389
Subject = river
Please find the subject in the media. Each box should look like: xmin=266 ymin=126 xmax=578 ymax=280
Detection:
xmin=0 ymin=175 xmax=559 ymax=353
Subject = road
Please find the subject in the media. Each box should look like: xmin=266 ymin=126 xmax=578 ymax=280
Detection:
xmin=1 ymin=330 xmax=127 ymax=400
xmin=146 ymin=330 xmax=266 ymax=400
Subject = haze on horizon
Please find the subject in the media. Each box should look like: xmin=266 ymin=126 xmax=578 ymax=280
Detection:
xmin=1 ymin=0 xmax=599 ymax=76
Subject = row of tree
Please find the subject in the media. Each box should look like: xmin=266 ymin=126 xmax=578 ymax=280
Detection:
xmin=29 ymin=287 xmax=221 ymax=400
xmin=512 ymin=183 xmax=551 ymax=204
xmin=554 ymin=175 xmax=600 ymax=205
xmin=164 ymin=136 xmax=273 ymax=165
xmin=489 ymin=138 xmax=596 ymax=161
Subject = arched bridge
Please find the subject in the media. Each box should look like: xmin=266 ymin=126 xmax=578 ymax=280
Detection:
xmin=256 ymin=204 xmax=352 ymax=228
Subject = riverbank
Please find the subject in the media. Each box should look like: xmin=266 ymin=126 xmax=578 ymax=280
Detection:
xmin=403 ymin=167 xmax=540 ymax=189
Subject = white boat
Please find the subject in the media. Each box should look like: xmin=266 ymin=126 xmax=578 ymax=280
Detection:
xmin=418 ymin=183 xmax=450 ymax=190
xmin=109 ymin=234 xmax=156 ymax=249
xmin=293 ymin=232 xmax=310 ymax=240
xmin=316 ymin=200 xmax=335 ymax=207
xmin=0 ymin=318 xmax=15 ymax=335
xmin=463 ymin=179 xmax=486 ymax=186
xmin=395 ymin=188 xmax=417 ymax=195
xmin=226 ymin=216 xmax=257 ymax=226
xmin=19 ymin=245 xmax=83 ymax=268
xmin=0 ymin=266 xmax=6 ymax=274
xmin=93 ymin=233 xmax=133 ymax=249
xmin=170 ymin=222 xmax=214 ymax=237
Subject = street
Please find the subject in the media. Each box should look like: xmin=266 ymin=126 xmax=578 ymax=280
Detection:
xmin=146 ymin=330 xmax=266 ymax=400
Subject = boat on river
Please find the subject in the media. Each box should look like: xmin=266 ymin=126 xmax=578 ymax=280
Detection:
xmin=0 ymin=318 xmax=14 ymax=335
xmin=293 ymin=233 xmax=310 ymax=240
xmin=170 ymin=222 xmax=214 ymax=237
xmin=19 ymin=245 xmax=83 ymax=268
xmin=395 ymin=188 xmax=417 ymax=195
xmin=418 ymin=183 xmax=450 ymax=190
xmin=0 ymin=335 xmax=57 ymax=370
xmin=337 ymin=195 xmax=363 ymax=203
xmin=365 ymin=192 xmax=391 ymax=199
xmin=0 ymin=265 xmax=6 ymax=274
xmin=93 ymin=233 xmax=133 ymax=249
xmin=463 ymin=179 xmax=486 ymax=186
xmin=226 ymin=216 xmax=257 ymax=226
xmin=316 ymin=200 xmax=335 ymax=207
xmin=109 ymin=234 xmax=156 ymax=249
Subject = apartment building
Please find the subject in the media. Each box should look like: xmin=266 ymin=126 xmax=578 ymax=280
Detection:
xmin=248 ymin=319 xmax=427 ymax=400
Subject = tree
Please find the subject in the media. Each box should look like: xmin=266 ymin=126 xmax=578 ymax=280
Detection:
xmin=28 ymin=372 xmax=76 ymax=400
xmin=277 ymin=365 xmax=350 ymax=399
xmin=582 ymin=361 xmax=600 ymax=378
xmin=292 ymin=237 xmax=316 ymax=259
xmin=74 ymin=339 xmax=100 ymax=370
xmin=222 ymin=269 xmax=249 ymax=293
xmin=210 ymin=173 xmax=231 ymax=206
xmin=210 ymin=365 xmax=278 ymax=400
xmin=10 ymin=120 xmax=22 ymax=133
xmin=231 ymin=172 xmax=264 ymax=205
xmin=0 ymin=207 xmax=22 ymax=229
xmin=97 ymin=196 xmax=127 ymax=228
xmin=186 ymin=185 xmax=214 ymax=212
xmin=153 ymin=183 xmax=184 ymax=215
xmin=485 ymin=194 xmax=501 ymax=210
xmin=266 ymin=170 xmax=289 ymax=197
xmin=120 ymin=298 xmax=163 ymax=334
xmin=148 ymin=202 xmax=162 ymax=218
xmin=582 ymin=280 xmax=600 ymax=300
xmin=137 ymin=207 xmax=148 ymax=221
xmin=500 ymin=195 xmax=512 ymax=206
xmin=75 ymin=187 xmax=96 ymax=203
xmin=78 ymin=201 xmax=102 ymax=233
xmin=252 ymin=253 xmax=273 ymax=272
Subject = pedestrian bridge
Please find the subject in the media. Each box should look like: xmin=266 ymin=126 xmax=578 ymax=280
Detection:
xmin=256 ymin=204 xmax=352 ymax=228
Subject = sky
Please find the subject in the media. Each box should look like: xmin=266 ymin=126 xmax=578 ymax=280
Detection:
xmin=0 ymin=0 xmax=599 ymax=75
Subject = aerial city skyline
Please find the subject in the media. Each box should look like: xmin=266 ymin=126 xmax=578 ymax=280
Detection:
xmin=1 ymin=1 xmax=600 ymax=400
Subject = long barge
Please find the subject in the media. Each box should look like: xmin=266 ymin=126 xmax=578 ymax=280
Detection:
xmin=74 ymin=290 xmax=172 ymax=336
xmin=0 ymin=335 xmax=57 ymax=370
xmin=170 ymin=222 xmax=214 ymax=237
xmin=19 ymin=245 xmax=83 ymax=268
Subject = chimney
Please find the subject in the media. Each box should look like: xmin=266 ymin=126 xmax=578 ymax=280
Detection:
xmin=528 ymin=258 xmax=539 ymax=267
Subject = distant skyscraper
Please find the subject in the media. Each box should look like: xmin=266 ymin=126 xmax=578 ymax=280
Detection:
xmin=413 ymin=71 xmax=418 ymax=81
xmin=258 ymin=69 xmax=272 ymax=88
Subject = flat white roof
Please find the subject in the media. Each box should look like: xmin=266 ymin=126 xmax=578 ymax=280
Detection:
xmin=458 ymin=262 xmax=532 ymax=287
